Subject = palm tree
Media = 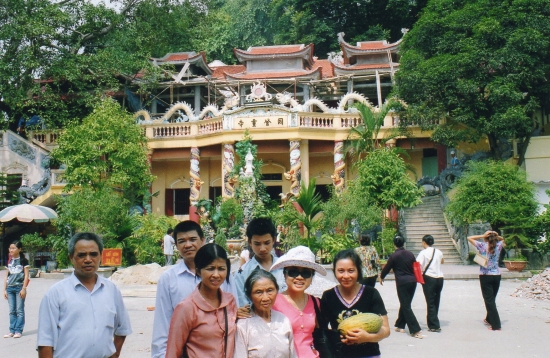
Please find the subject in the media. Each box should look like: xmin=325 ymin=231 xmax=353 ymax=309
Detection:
xmin=345 ymin=99 xmax=401 ymax=164
xmin=292 ymin=178 xmax=323 ymax=249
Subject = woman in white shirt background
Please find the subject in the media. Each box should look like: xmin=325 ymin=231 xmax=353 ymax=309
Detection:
xmin=416 ymin=234 xmax=444 ymax=333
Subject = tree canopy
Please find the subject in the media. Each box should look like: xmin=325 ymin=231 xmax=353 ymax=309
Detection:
xmin=395 ymin=0 xmax=550 ymax=160
xmin=51 ymin=98 xmax=154 ymax=204
xmin=0 ymin=0 xmax=430 ymax=129
xmin=445 ymin=160 xmax=538 ymax=230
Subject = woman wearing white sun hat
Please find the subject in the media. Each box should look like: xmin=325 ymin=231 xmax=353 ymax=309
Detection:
xmin=270 ymin=246 xmax=327 ymax=357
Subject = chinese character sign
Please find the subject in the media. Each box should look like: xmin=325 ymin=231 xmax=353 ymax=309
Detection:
xmin=102 ymin=248 xmax=122 ymax=266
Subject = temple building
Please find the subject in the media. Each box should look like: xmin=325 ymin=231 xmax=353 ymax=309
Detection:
xmin=126 ymin=33 xmax=475 ymax=221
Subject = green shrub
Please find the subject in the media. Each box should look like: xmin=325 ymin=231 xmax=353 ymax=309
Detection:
xmin=20 ymin=233 xmax=47 ymax=267
xmin=124 ymin=214 xmax=178 ymax=265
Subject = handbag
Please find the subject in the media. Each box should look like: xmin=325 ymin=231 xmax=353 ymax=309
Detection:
xmin=413 ymin=261 xmax=425 ymax=284
xmin=474 ymin=252 xmax=488 ymax=268
xmin=311 ymin=296 xmax=342 ymax=358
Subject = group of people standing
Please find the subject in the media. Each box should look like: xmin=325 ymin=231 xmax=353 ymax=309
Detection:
xmin=2 ymin=216 xmax=506 ymax=357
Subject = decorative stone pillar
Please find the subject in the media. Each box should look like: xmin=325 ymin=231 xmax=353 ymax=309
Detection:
xmin=189 ymin=147 xmax=203 ymax=206
xmin=331 ymin=141 xmax=345 ymax=193
xmin=222 ymin=143 xmax=236 ymax=199
xmin=284 ymin=140 xmax=302 ymax=197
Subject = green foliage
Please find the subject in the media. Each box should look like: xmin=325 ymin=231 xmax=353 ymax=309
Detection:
xmin=318 ymin=232 xmax=357 ymax=264
xmin=124 ymin=213 xmax=178 ymax=265
xmin=375 ymin=225 xmax=397 ymax=259
xmin=214 ymin=198 xmax=244 ymax=248
xmin=45 ymin=234 xmax=70 ymax=269
xmin=0 ymin=173 xmax=20 ymax=210
xmin=446 ymin=160 xmax=538 ymax=230
xmin=320 ymin=186 xmax=380 ymax=235
xmin=52 ymin=99 xmax=154 ymax=205
xmin=54 ymin=186 xmax=133 ymax=244
xmin=395 ymin=0 xmax=550 ymax=159
xmin=345 ymin=100 xmax=401 ymax=163
xmin=20 ymin=233 xmax=46 ymax=267
xmin=351 ymin=147 xmax=424 ymax=210
xmin=288 ymin=179 xmax=323 ymax=248
xmin=533 ymin=190 xmax=550 ymax=255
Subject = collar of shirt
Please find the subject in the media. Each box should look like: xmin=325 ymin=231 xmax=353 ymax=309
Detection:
xmin=69 ymin=272 xmax=104 ymax=294
xmin=191 ymin=286 xmax=234 ymax=312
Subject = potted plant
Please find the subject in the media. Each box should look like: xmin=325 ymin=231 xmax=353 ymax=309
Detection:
xmin=503 ymin=232 xmax=530 ymax=272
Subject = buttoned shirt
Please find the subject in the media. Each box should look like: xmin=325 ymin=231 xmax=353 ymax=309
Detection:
xmin=416 ymin=247 xmax=444 ymax=278
xmin=37 ymin=273 xmax=132 ymax=358
xmin=234 ymin=254 xmax=286 ymax=307
xmin=166 ymin=287 xmax=237 ymax=358
xmin=151 ymin=259 xmax=238 ymax=358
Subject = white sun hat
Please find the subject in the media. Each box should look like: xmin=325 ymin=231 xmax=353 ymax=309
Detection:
xmin=270 ymin=245 xmax=327 ymax=276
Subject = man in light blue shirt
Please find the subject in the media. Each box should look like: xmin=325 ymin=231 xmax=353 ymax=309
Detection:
xmin=234 ymin=217 xmax=286 ymax=307
xmin=37 ymin=233 xmax=131 ymax=358
xmin=151 ymin=220 xmax=238 ymax=358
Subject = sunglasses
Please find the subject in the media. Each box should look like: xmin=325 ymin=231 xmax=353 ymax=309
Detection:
xmin=285 ymin=268 xmax=314 ymax=279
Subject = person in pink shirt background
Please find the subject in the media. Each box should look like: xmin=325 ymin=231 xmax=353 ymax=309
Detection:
xmin=165 ymin=244 xmax=237 ymax=358
xmin=271 ymin=246 xmax=327 ymax=357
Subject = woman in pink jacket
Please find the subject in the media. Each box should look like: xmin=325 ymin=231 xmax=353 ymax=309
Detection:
xmin=166 ymin=244 xmax=237 ymax=358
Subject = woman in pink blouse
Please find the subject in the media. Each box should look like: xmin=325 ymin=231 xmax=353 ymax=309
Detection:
xmin=270 ymin=246 xmax=327 ymax=357
xmin=166 ymin=244 xmax=237 ymax=358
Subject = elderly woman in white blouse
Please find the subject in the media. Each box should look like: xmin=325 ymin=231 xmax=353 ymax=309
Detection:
xmin=235 ymin=268 xmax=297 ymax=358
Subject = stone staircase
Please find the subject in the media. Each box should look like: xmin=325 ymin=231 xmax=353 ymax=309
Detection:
xmin=402 ymin=195 xmax=463 ymax=264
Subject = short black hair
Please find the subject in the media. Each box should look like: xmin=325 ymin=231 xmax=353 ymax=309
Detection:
xmin=393 ymin=235 xmax=405 ymax=248
xmin=68 ymin=232 xmax=104 ymax=256
xmin=333 ymin=249 xmax=363 ymax=281
xmin=195 ymin=244 xmax=231 ymax=283
xmin=246 ymin=217 xmax=276 ymax=242
xmin=244 ymin=267 xmax=279 ymax=300
xmin=173 ymin=220 xmax=204 ymax=240
xmin=360 ymin=233 xmax=371 ymax=246
xmin=422 ymin=235 xmax=434 ymax=246
xmin=167 ymin=228 xmax=174 ymax=235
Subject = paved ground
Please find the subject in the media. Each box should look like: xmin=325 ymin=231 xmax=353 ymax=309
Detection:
xmin=1 ymin=266 xmax=549 ymax=358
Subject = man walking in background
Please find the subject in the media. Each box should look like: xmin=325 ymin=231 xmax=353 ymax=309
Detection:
xmin=163 ymin=228 xmax=175 ymax=266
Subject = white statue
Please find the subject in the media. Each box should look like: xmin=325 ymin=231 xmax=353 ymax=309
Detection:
xmin=244 ymin=148 xmax=254 ymax=177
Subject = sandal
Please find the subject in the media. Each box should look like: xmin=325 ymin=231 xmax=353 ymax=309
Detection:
xmin=13 ymin=333 xmax=21 ymax=338
xmin=3 ymin=333 xmax=14 ymax=338
xmin=428 ymin=328 xmax=441 ymax=332
xmin=411 ymin=331 xmax=424 ymax=339
xmin=483 ymin=319 xmax=490 ymax=326
xmin=394 ymin=327 xmax=405 ymax=333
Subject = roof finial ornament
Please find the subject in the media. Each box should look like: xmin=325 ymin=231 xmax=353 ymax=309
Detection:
xmin=337 ymin=32 xmax=346 ymax=44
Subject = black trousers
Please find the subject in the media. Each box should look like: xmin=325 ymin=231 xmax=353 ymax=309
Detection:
xmin=479 ymin=275 xmax=501 ymax=330
xmin=395 ymin=281 xmax=421 ymax=334
xmin=422 ymin=275 xmax=444 ymax=330
xmin=360 ymin=276 xmax=377 ymax=288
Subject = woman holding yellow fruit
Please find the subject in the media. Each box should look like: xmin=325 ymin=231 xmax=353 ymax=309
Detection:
xmin=320 ymin=249 xmax=390 ymax=358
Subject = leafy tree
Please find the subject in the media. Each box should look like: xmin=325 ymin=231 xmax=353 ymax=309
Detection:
xmin=0 ymin=0 xmax=209 ymax=129
xmin=445 ymin=160 xmax=538 ymax=232
xmin=350 ymin=147 xmax=424 ymax=211
xmin=290 ymin=179 xmax=323 ymax=248
xmin=54 ymin=186 xmax=133 ymax=243
xmin=345 ymin=100 xmax=402 ymax=163
xmin=124 ymin=213 xmax=177 ymax=265
xmin=273 ymin=0 xmax=428 ymax=57
xmin=395 ymin=0 xmax=550 ymax=162
xmin=51 ymin=98 xmax=154 ymax=204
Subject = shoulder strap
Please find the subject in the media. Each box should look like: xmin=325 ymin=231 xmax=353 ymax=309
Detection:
xmin=311 ymin=295 xmax=323 ymax=328
xmin=223 ymin=307 xmax=228 ymax=358
xmin=423 ymin=248 xmax=436 ymax=275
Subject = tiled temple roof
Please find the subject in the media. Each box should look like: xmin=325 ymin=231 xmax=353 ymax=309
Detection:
xmin=233 ymin=44 xmax=315 ymax=67
xmin=225 ymin=67 xmax=322 ymax=81
xmin=150 ymin=51 xmax=212 ymax=75
xmin=211 ymin=65 xmax=247 ymax=80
